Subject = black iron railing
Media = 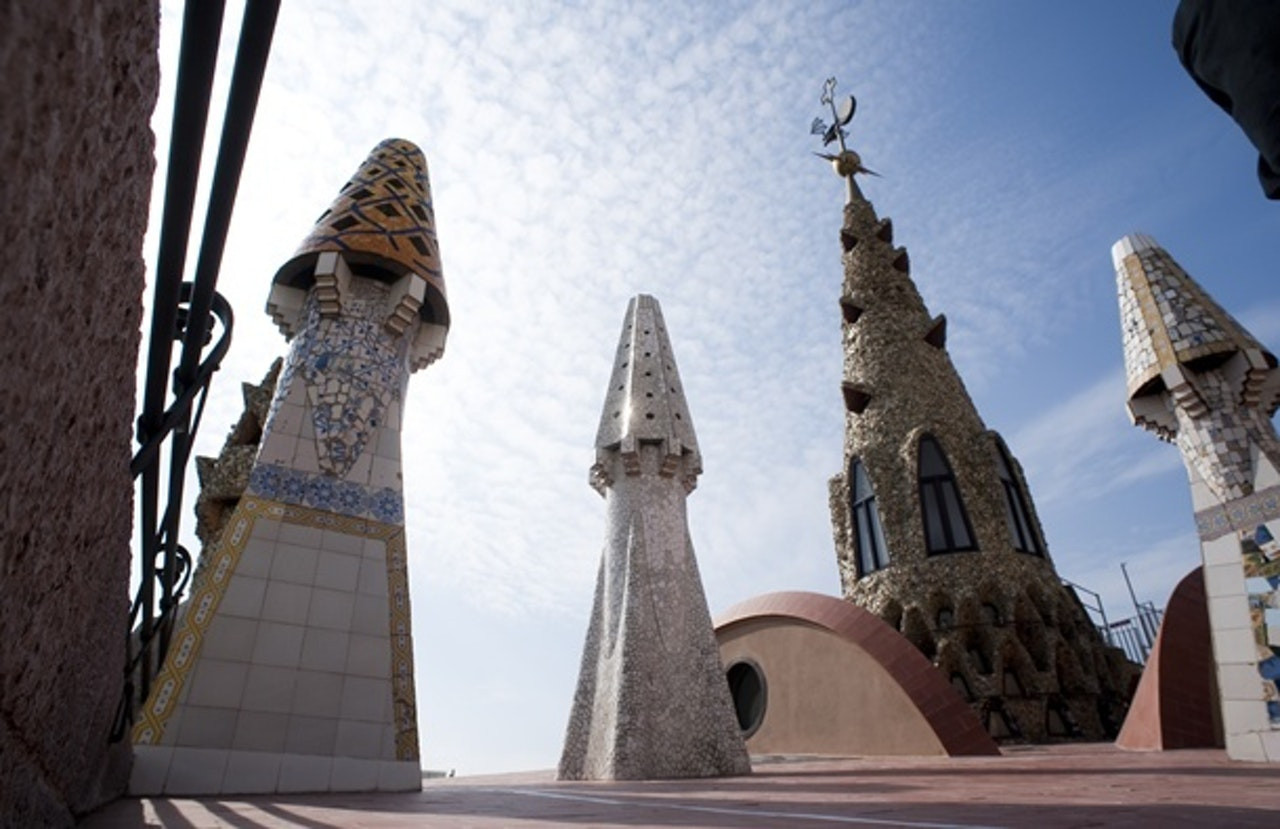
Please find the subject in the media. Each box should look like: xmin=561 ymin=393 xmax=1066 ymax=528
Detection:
xmin=112 ymin=0 xmax=280 ymax=743
xmin=1062 ymin=578 xmax=1162 ymax=665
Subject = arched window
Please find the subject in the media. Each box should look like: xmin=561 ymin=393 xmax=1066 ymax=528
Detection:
xmin=995 ymin=443 xmax=1043 ymax=555
xmin=918 ymin=436 xmax=976 ymax=554
xmin=850 ymin=458 xmax=890 ymax=576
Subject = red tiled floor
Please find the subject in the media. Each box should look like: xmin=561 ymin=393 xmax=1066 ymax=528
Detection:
xmin=82 ymin=744 xmax=1280 ymax=828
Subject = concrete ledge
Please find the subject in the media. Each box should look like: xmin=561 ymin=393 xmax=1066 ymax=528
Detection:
xmin=130 ymin=745 xmax=420 ymax=795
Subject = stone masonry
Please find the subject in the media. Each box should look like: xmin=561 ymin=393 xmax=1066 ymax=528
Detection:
xmin=826 ymin=160 xmax=1135 ymax=743
xmin=559 ymin=295 xmax=751 ymax=780
xmin=0 ymin=1 xmax=159 ymax=825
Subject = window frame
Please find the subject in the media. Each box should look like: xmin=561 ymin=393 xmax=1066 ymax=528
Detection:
xmin=917 ymin=435 xmax=978 ymax=555
xmin=850 ymin=457 xmax=890 ymax=577
xmin=994 ymin=441 xmax=1044 ymax=556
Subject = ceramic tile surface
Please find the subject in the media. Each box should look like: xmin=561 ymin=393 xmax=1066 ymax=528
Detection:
xmin=560 ymin=295 xmax=750 ymax=781
xmin=1113 ymin=232 xmax=1280 ymax=760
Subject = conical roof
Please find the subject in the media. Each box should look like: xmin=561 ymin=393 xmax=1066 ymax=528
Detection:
xmin=273 ymin=138 xmax=449 ymax=329
xmin=592 ymin=295 xmax=700 ymax=491
xmin=1113 ymin=233 xmax=1273 ymax=402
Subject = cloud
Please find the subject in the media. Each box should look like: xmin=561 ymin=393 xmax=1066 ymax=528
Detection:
xmin=1010 ymin=368 xmax=1182 ymax=508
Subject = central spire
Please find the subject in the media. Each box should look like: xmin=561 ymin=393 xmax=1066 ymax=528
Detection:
xmin=821 ymin=90 xmax=1138 ymax=742
xmin=561 ymin=294 xmax=749 ymax=780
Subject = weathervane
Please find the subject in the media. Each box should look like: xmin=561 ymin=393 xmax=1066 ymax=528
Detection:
xmin=811 ymin=77 xmax=878 ymax=190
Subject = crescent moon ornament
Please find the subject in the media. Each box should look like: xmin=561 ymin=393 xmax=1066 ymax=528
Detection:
xmin=810 ymin=78 xmax=878 ymax=187
xmin=836 ymin=94 xmax=857 ymax=125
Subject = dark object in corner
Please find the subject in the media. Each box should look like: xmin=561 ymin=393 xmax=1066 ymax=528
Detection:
xmin=1173 ymin=0 xmax=1280 ymax=199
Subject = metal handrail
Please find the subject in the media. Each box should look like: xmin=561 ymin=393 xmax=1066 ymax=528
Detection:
xmin=112 ymin=0 xmax=279 ymax=743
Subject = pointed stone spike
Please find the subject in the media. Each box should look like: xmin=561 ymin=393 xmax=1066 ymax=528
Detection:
xmin=924 ymin=314 xmax=947 ymax=349
xmin=826 ymin=146 xmax=1133 ymax=745
xmin=841 ymin=382 xmax=872 ymax=414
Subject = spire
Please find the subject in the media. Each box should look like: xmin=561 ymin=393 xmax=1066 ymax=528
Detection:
xmin=591 ymin=294 xmax=700 ymax=493
xmin=823 ymin=88 xmax=1137 ymax=743
xmin=561 ymin=294 xmax=750 ymax=780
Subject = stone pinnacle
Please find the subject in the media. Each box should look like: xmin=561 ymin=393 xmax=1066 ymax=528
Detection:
xmin=560 ymin=293 xmax=750 ymax=781
xmin=591 ymin=294 xmax=701 ymax=494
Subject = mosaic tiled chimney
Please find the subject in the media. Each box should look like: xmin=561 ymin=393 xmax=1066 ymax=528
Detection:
xmin=825 ymin=157 xmax=1135 ymax=743
xmin=558 ymin=295 xmax=751 ymax=780
xmin=1113 ymin=233 xmax=1280 ymax=762
xmin=129 ymin=139 xmax=448 ymax=795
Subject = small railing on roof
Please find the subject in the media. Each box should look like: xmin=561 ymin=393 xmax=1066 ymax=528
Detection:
xmin=1062 ymin=578 xmax=1162 ymax=665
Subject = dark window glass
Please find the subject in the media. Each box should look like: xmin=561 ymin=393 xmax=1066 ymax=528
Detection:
xmin=851 ymin=459 xmax=890 ymax=576
xmin=995 ymin=443 xmax=1043 ymax=555
xmin=918 ymin=436 xmax=977 ymax=554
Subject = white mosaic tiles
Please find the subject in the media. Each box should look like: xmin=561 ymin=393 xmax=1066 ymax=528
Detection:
xmin=560 ymin=295 xmax=750 ymax=780
xmin=591 ymin=295 xmax=701 ymax=493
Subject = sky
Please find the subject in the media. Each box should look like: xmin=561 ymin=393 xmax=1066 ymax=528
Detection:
xmin=141 ymin=0 xmax=1280 ymax=774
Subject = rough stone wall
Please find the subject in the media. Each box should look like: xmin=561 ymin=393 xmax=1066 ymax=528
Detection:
xmin=0 ymin=2 xmax=159 ymax=825
xmin=828 ymin=180 xmax=1136 ymax=742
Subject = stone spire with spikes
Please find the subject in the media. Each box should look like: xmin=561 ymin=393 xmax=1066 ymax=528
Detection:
xmin=825 ymin=136 xmax=1135 ymax=743
xmin=559 ymin=294 xmax=750 ymax=781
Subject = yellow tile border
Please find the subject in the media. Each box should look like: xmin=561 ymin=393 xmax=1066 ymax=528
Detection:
xmin=132 ymin=496 xmax=420 ymax=761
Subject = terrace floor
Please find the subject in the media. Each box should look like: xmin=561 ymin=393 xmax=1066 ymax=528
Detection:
xmin=83 ymin=743 xmax=1280 ymax=828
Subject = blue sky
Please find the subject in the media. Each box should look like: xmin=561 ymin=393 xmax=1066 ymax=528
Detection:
xmin=145 ymin=0 xmax=1279 ymax=773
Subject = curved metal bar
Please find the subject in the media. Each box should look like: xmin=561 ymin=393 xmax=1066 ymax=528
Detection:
xmin=120 ymin=0 xmax=280 ymax=743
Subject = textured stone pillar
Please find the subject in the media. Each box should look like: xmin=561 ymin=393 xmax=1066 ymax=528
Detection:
xmin=1113 ymin=233 xmax=1280 ymax=762
xmin=558 ymin=295 xmax=751 ymax=780
xmin=130 ymin=139 xmax=449 ymax=794
xmin=826 ymin=159 xmax=1134 ymax=743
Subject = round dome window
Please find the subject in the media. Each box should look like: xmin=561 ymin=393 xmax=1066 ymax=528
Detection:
xmin=725 ymin=660 xmax=767 ymax=738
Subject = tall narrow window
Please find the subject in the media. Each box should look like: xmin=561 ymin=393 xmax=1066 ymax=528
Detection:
xmin=918 ymin=436 xmax=976 ymax=554
xmin=850 ymin=458 xmax=890 ymax=576
xmin=995 ymin=443 xmax=1043 ymax=555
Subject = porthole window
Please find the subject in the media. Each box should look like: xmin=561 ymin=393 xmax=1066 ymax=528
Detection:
xmin=725 ymin=660 xmax=767 ymax=738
